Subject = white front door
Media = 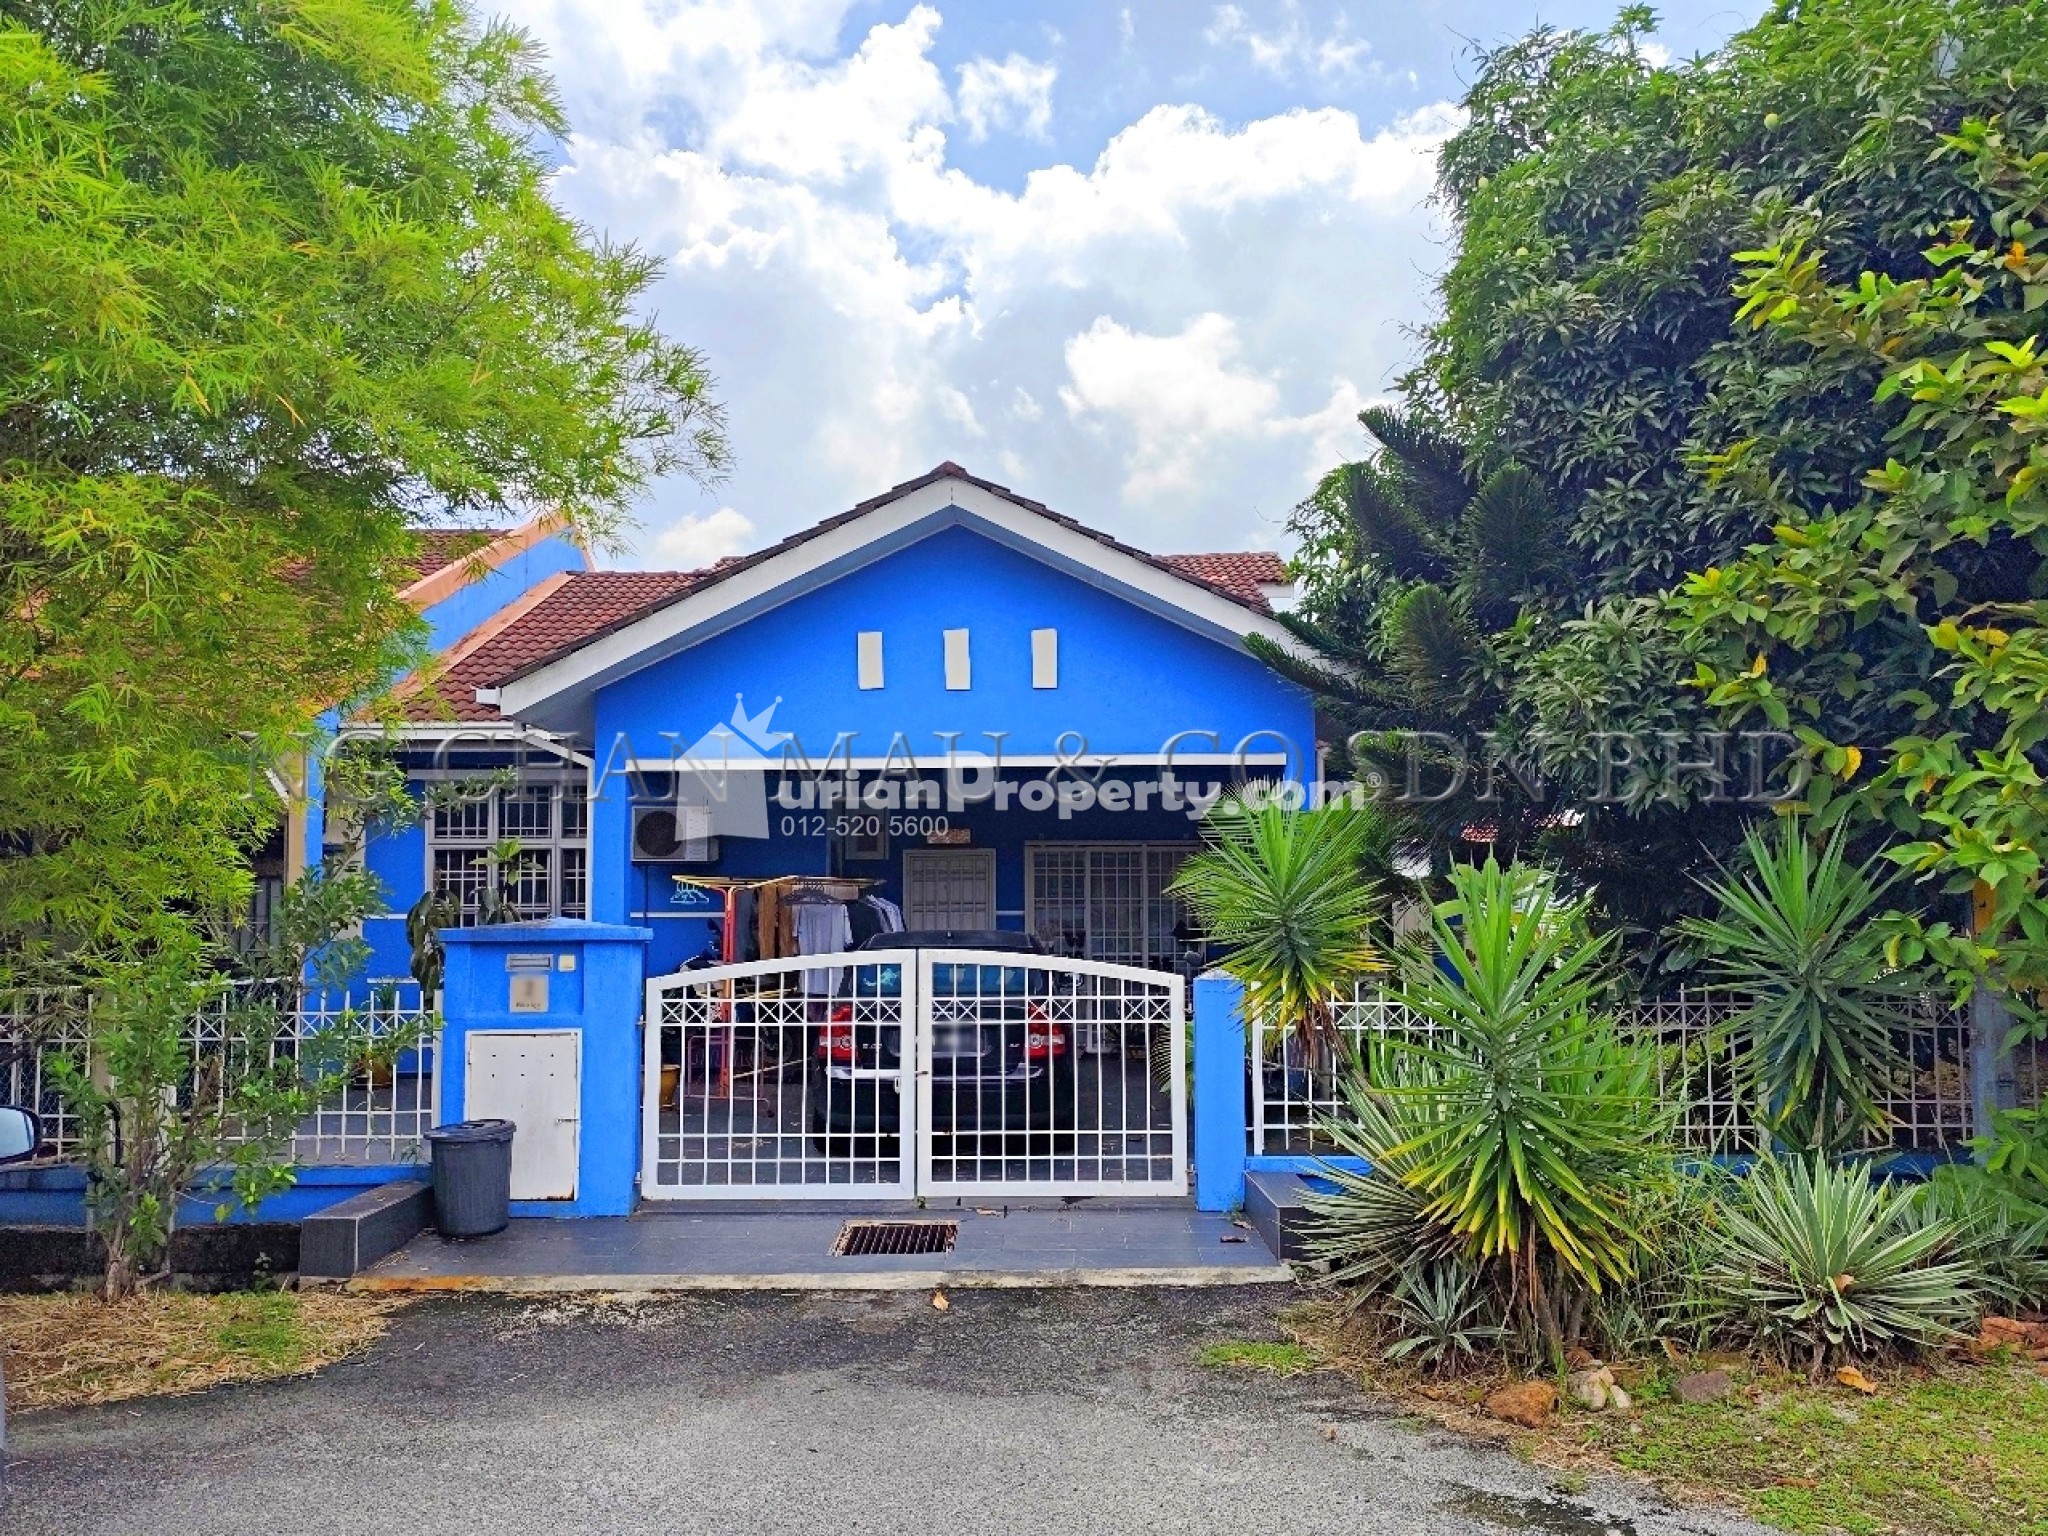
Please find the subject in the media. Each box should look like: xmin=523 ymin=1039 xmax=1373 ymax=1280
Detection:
xmin=465 ymin=1029 xmax=580 ymax=1200
xmin=902 ymin=848 xmax=996 ymax=929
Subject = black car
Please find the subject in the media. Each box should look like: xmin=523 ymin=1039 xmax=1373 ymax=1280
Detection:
xmin=807 ymin=930 xmax=1077 ymax=1146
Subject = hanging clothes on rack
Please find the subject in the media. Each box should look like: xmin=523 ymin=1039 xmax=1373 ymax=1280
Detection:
xmin=757 ymin=881 xmax=781 ymax=962
xmin=794 ymin=899 xmax=853 ymax=995
xmin=733 ymin=885 xmax=760 ymax=962
xmin=794 ymin=902 xmax=851 ymax=955
xmin=847 ymin=896 xmax=884 ymax=948
xmin=669 ymin=874 xmax=879 ymax=970
xmin=866 ymin=893 xmax=904 ymax=932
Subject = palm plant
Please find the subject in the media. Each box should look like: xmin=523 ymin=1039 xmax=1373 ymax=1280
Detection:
xmin=1378 ymin=857 xmax=1673 ymax=1345
xmin=1169 ymin=796 xmax=1386 ymax=1056
xmin=1679 ymin=821 xmax=1919 ymax=1155
xmin=1704 ymin=1155 xmax=1980 ymax=1375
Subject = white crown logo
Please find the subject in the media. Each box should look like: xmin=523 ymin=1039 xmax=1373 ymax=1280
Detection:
xmin=729 ymin=693 xmax=787 ymax=751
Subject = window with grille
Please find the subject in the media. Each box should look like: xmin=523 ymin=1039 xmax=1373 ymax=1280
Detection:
xmin=425 ymin=779 xmax=590 ymax=924
xmin=1026 ymin=843 xmax=1192 ymax=969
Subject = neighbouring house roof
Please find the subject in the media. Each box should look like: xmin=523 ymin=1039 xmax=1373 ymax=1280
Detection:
xmin=1155 ymin=552 xmax=1289 ymax=610
xmin=400 ymin=528 xmax=510 ymax=585
xmin=392 ymin=464 xmax=1307 ymax=729
xmin=397 ymin=570 xmax=705 ymax=721
xmin=395 ymin=517 xmax=592 ymax=613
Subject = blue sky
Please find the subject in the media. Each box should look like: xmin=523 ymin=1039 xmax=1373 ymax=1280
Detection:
xmin=490 ymin=0 xmax=1765 ymax=566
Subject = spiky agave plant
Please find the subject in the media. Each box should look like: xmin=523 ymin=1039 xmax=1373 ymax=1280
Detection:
xmin=1679 ymin=820 xmax=1918 ymax=1155
xmin=1377 ymin=857 xmax=1673 ymax=1345
xmin=1301 ymin=1065 xmax=1465 ymax=1295
xmin=1705 ymin=1155 xmax=1980 ymax=1375
xmin=1169 ymin=796 xmax=1386 ymax=1058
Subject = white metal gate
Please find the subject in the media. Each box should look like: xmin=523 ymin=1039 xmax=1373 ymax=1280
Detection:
xmin=640 ymin=949 xmax=1184 ymax=1200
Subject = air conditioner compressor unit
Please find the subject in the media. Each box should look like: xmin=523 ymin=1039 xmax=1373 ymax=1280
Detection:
xmin=630 ymin=805 xmax=719 ymax=864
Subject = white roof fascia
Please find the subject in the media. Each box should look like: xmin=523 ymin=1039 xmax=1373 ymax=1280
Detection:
xmin=497 ymin=481 xmax=1317 ymax=727
xmin=619 ymin=753 xmax=1294 ymax=770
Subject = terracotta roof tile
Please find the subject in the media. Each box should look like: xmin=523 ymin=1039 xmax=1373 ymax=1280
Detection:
xmin=400 ymin=528 xmax=509 ymax=585
xmin=398 ymin=570 xmax=704 ymax=721
xmin=1157 ymin=552 xmax=1288 ymax=611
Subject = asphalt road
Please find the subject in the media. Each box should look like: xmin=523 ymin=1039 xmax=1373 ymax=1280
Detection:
xmin=5 ymin=1287 xmax=1769 ymax=1536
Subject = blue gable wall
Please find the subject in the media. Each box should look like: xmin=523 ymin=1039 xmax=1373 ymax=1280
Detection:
xmin=586 ymin=525 xmax=1313 ymax=938
xmin=415 ymin=532 xmax=586 ymax=658
xmin=591 ymin=525 xmax=1310 ymax=770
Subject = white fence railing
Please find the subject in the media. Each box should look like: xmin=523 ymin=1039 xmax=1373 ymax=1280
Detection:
xmin=1251 ymin=984 xmax=1976 ymax=1157
xmin=2 ymin=980 xmax=438 ymax=1167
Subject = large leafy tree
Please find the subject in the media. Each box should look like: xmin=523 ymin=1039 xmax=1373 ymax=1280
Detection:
xmin=0 ymin=0 xmax=726 ymax=1294
xmin=0 ymin=0 xmax=726 ymax=956
xmin=1678 ymin=118 xmax=2048 ymax=1027
xmin=1282 ymin=0 xmax=2048 ymax=943
xmin=1420 ymin=0 xmax=2046 ymax=598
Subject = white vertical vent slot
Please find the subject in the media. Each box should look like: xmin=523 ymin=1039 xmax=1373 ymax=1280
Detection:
xmin=943 ymin=628 xmax=971 ymax=690
xmin=857 ymin=630 xmax=884 ymax=690
xmin=1031 ymin=628 xmax=1058 ymax=689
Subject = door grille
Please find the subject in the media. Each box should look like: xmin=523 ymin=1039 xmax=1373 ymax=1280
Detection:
xmin=831 ymin=1219 xmax=958 ymax=1257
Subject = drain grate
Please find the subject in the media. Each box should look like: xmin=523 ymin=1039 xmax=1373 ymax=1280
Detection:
xmin=831 ymin=1219 xmax=958 ymax=1257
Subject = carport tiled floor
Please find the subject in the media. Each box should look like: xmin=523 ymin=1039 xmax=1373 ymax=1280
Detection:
xmin=354 ymin=1201 xmax=1293 ymax=1290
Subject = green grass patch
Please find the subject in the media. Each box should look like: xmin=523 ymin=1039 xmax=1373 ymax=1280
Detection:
xmin=212 ymin=1291 xmax=319 ymax=1371
xmin=1583 ymin=1360 xmax=2048 ymax=1536
xmin=1198 ymin=1339 xmax=1318 ymax=1374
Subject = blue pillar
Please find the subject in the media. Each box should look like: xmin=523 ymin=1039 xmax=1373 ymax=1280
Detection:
xmin=438 ymin=919 xmax=651 ymax=1217
xmin=1192 ymin=971 xmax=1249 ymax=1212
xmin=589 ymin=745 xmax=630 ymax=926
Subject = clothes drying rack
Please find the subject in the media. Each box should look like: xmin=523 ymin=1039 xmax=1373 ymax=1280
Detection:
xmin=665 ymin=874 xmax=887 ymax=1106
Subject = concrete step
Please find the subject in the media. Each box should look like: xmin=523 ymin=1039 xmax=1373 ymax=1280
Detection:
xmin=1243 ymin=1170 xmax=1321 ymax=1264
xmin=300 ymin=1179 xmax=433 ymax=1279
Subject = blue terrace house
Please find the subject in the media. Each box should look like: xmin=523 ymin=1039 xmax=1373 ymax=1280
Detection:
xmin=349 ymin=462 xmax=1315 ymax=979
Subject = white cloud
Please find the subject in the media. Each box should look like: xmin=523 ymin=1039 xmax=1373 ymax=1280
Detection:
xmin=650 ymin=506 xmax=758 ymax=567
xmin=1061 ymin=314 xmax=1279 ymax=499
xmin=1059 ymin=315 xmax=1379 ymax=503
xmin=1205 ymin=2 xmax=1370 ymax=81
xmin=487 ymin=0 xmax=1460 ymax=558
xmin=956 ymin=53 xmax=1056 ymax=141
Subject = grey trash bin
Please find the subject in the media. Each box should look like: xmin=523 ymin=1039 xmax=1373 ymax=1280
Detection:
xmin=424 ymin=1118 xmax=515 ymax=1237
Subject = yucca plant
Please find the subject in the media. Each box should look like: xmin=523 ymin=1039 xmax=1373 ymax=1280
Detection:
xmin=1917 ymin=1166 xmax=2048 ymax=1311
xmin=1301 ymin=1067 xmax=1464 ymax=1294
xmin=1170 ymin=796 xmax=1386 ymax=1055
xmin=1680 ymin=821 xmax=1919 ymax=1156
xmin=1376 ymin=858 xmax=1674 ymax=1346
xmin=1704 ymin=1155 xmax=1980 ymax=1375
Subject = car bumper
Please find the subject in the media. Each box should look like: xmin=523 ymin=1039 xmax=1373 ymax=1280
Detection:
xmin=807 ymin=1068 xmax=1076 ymax=1134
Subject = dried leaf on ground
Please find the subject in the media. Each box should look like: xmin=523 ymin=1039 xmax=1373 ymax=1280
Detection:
xmin=0 ymin=1290 xmax=405 ymax=1413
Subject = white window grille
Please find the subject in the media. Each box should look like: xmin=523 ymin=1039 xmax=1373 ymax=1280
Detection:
xmin=425 ymin=778 xmax=590 ymax=923
xmin=1026 ymin=843 xmax=1192 ymax=969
